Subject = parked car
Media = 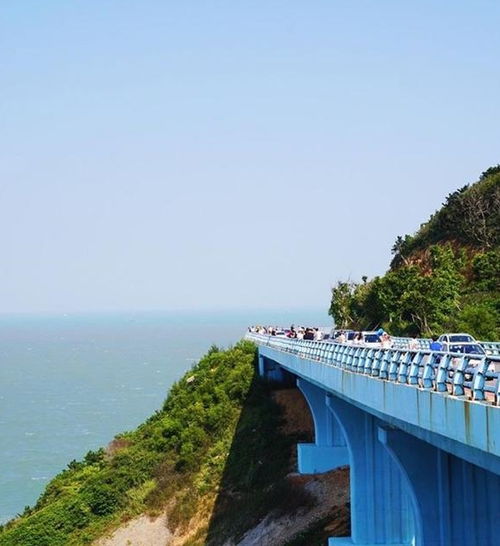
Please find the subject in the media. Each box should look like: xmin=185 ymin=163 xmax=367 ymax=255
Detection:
xmin=447 ymin=343 xmax=484 ymax=356
xmin=443 ymin=342 xmax=496 ymax=379
xmin=438 ymin=333 xmax=476 ymax=346
xmin=362 ymin=332 xmax=382 ymax=347
xmin=330 ymin=330 xmax=356 ymax=343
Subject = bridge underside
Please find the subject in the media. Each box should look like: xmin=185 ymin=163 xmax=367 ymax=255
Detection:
xmin=259 ymin=354 xmax=500 ymax=546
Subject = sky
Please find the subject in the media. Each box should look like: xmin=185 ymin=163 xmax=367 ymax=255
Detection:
xmin=1 ymin=1 xmax=499 ymax=314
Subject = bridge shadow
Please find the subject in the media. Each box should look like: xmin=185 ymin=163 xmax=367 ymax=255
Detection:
xmin=204 ymin=365 xmax=350 ymax=545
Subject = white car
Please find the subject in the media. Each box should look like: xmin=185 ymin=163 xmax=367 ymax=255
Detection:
xmin=438 ymin=333 xmax=476 ymax=346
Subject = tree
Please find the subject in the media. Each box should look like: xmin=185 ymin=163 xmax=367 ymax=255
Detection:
xmin=459 ymin=179 xmax=500 ymax=249
xmin=390 ymin=235 xmax=414 ymax=268
xmin=329 ymin=281 xmax=356 ymax=328
xmin=399 ymin=246 xmax=462 ymax=335
xmin=480 ymin=164 xmax=500 ymax=180
xmin=472 ymin=250 xmax=500 ymax=291
xmin=451 ymin=302 xmax=499 ymax=340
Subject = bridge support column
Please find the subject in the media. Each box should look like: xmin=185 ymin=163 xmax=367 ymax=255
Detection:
xmin=379 ymin=425 xmax=500 ymax=546
xmin=327 ymin=396 xmax=415 ymax=546
xmin=297 ymin=379 xmax=349 ymax=473
xmin=258 ymin=354 xmax=265 ymax=377
xmin=257 ymin=352 xmax=286 ymax=383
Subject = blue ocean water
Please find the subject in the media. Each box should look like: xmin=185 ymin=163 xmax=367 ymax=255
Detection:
xmin=0 ymin=309 xmax=328 ymax=523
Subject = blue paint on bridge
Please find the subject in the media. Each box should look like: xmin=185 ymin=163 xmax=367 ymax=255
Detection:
xmin=248 ymin=333 xmax=500 ymax=546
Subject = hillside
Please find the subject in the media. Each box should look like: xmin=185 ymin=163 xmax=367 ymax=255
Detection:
xmin=329 ymin=166 xmax=500 ymax=339
xmin=0 ymin=342 xmax=350 ymax=545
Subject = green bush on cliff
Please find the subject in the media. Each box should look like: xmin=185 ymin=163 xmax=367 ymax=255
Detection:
xmin=0 ymin=340 xmax=258 ymax=545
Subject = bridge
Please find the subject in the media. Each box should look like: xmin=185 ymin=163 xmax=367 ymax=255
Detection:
xmin=246 ymin=333 xmax=500 ymax=546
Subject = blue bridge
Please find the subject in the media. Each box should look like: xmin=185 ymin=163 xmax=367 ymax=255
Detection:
xmin=246 ymin=333 xmax=500 ymax=546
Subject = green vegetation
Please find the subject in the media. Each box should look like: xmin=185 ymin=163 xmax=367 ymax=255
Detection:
xmin=329 ymin=167 xmax=500 ymax=339
xmin=0 ymin=342 xmax=253 ymax=544
xmin=0 ymin=341 xmax=311 ymax=545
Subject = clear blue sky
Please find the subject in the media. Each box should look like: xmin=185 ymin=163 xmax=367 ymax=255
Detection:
xmin=1 ymin=1 xmax=499 ymax=314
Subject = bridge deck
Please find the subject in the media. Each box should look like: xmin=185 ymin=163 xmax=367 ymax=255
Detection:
xmin=248 ymin=333 xmax=500 ymax=475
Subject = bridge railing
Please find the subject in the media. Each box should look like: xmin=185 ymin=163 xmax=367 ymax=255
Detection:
xmin=480 ymin=341 xmax=500 ymax=356
xmin=246 ymin=333 xmax=500 ymax=406
xmin=391 ymin=336 xmax=431 ymax=350
xmin=329 ymin=333 xmax=500 ymax=355
xmin=391 ymin=336 xmax=500 ymax=355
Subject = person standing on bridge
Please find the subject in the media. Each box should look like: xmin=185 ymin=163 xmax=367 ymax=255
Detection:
xmin=408 ymin=338 xmax=419 ymax=351
xmin=429 ymin=336 xmax=443 ymax=351
xmin=381 ymin=332 xmax=392 ymax=349
xmin=353 ymin=332 xmax=364 ymax=345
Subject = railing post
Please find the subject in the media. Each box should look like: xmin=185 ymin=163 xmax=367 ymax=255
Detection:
xmin=363 ymin=348 xmax=374 ymax=375
xmin=313 ymin=341 xmax=319 ymax=360
xmin=372 ymin=349 xmax=383 ymax=376
xmin=327 ymin=344 xmax=335 ymax=365
xmin=389 ymin=350 xmax=400 ymax=382
xmin=472 ymin=358 xmax=488 ymax=401
xmin=319 ymin=342 xmax=326 ymax=361
xmin=408 ymin=351 xmax=423 ymax=385
xmin=353 ymin=348 xmax=361 ymax=373
xmin=340 ymin=345 xmax=349 ymax=368
xmin=380 ymin=350 xmax=391 ymax=379
xmin=398 ymin=351 xmax=412 ymax=383
xmin=452 ymin=356 xmax=467 ymax=397
xmin=331 ymin=344 xmax=340 ymax=366
xmin=422 ymin=353 xmax=439 ymax=389
xmin=435 ymin=354 xmax=451 ymax=393
xmin=343 ymin=345 xmax=352 ymax=369
xmin=494 ymin=363 xmax=500 ymax=406
xmin=353 ymin=347 xmax=367 ymax=372
xmin=350 ymin=347 xmax=358 ymax=371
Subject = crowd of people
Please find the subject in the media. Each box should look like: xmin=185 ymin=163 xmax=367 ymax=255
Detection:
xmin=249 ymin=325 xmax=412 ymax=349
xmin=247 ymin=325 xmax=326 ymax=340
xmin=334 ymin=328 xmax=394 ymax=348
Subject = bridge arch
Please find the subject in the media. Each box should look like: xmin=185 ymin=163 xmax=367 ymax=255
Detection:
xmin=327 ymin=395 xmax=416 ymax=546
xmin=296 ymin=379 xmax=349 ymax=473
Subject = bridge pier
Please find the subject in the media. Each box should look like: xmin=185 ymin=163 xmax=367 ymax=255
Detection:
xmin=297 ymin=379 xmax=349 ymax=473
xmin=258 ymin=354 xmax=265 ymax=377
xmin=258 ymin=355 xmax=287 ymax=383
xmin=327 ymin=396 xmax=415 ymax=546
xmin=379 ymin=426 xmax=499 ymax=546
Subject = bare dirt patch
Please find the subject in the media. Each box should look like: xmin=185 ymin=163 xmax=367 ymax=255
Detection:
xmin=95 ymin=513 xmax=172 ymax=546
xmin=235 ymin=467 xmax=350 ymax=546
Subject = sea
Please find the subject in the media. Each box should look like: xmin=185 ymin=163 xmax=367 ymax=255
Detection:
xmin=0 ymin=309 xmax=328 ymax=524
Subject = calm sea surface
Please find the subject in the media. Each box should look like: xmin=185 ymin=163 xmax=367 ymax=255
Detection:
xmin=0 ymin=309 xmax=327 ymax=523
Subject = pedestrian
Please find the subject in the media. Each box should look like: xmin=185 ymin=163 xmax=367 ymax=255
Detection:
xmin=429 ymin=336 xmax=442 ymax=351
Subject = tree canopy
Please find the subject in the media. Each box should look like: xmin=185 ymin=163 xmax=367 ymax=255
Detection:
xmin=329 ymin=167 xmax=500 ymax=340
